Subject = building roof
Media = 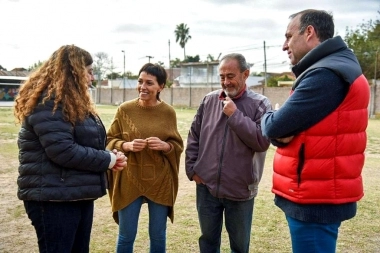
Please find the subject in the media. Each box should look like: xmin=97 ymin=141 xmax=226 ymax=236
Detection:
xmin=257 ymin=71 xmax=295 ymax=79
xmin=246 ymin=76 xmax=264 ymax=87
xmin=180 ymin=61 xmax=219 ymax=67
xmin=165 ymin=68 xmax=181 ymax=81
xmin=0 ymin=70 xmax=30 ymax=77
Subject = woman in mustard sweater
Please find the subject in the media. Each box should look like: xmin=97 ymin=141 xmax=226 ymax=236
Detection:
xmin=106 ymin=63 xmax=183 ymax=253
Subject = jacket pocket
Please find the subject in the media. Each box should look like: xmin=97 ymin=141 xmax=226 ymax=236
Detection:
xmin=297 ymin=143 xmax=305 ymax=187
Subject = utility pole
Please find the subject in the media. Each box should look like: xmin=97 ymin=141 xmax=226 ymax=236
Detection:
xmin=97 ymin=70 xmax=101 ymax=104
xmin=168 ymin=40 xmax=171 ymax=74
xmin=263 ymin=41 xmax=267 ymax=87
xmin=121 ymin=50 xmax=125 ymax=102
xmin=146 ymin=56 xmax=154 ymax=62
xmin=169 ymin=39 xmax=173 ymax=105
xmin=168 ymin=40 xmax=172 ymax=83
xmin=189 ymin=66 xmax=192 ymax=107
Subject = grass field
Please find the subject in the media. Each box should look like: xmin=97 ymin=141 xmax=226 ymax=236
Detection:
xmin=0 ymin=105 xmax=379 ymax=253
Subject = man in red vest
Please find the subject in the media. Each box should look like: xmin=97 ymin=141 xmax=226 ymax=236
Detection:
xmin=262 ymin=9 xmax=370 ymax=253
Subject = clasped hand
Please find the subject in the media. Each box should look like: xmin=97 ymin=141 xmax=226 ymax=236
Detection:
xmin=128 ymin=137 xmax=170 ymax=152
xmin=111 ymin=149 xmax=127 ymax=171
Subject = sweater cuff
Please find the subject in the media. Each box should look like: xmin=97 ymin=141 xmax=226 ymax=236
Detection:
xmin=163 ymin=143 xmax=173 ymax=154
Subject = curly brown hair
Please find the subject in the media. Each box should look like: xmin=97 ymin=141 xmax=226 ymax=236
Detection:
xmin=14 ymin=45 xmax=97 ymax=125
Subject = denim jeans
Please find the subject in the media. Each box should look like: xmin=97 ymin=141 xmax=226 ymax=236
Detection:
xmin=23 ymin=200 xmax=94 ymax=253
xmin=117 ymin=196 xmax=169 ymax=253
xmin=286 ymin=215 xmax=341 ymax=253
xmin=196 ymin=184 xmax=254 ymax=253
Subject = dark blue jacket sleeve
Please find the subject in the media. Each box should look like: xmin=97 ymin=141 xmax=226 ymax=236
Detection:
xmin=29 ymin=109 xmax=111 ymax=172
xmin=262 ymin=68 xmax=349 ymax=141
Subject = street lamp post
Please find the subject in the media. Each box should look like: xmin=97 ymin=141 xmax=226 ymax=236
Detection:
xmin=263 ymin=40 xmax=267 ymax=87
xmin=121 ymin=50 xmax=125 ymax=102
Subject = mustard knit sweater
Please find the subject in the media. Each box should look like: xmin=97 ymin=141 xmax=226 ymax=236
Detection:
xmin=106 ymin=98 xmax=183 ymax=223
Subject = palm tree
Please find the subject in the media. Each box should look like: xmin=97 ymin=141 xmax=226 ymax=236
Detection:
xmin=206 ymin=54 xmax=215 ymax=62
xmin=174 ymin=23 xmax=192 ymax=60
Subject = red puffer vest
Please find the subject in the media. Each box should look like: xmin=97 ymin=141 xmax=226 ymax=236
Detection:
xmin=272 ymin=74 xmax=369 ymax=204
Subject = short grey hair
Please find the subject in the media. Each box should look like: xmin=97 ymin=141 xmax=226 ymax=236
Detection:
xmin=219 ymin=53 xmax=250 ymax=72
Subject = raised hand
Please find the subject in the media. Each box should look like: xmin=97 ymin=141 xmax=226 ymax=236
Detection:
xmin=222 ymin=97 xmax=237 ymax=117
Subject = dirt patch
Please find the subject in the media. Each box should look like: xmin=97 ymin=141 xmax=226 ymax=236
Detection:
xmin=0 ymin=153 xmax=38 ymax=252
xmin=0 ymin=147 xmax=195 ymax=253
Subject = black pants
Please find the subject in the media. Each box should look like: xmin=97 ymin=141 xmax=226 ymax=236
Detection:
xmin=23 ymin=200 xmax=94 ymax=253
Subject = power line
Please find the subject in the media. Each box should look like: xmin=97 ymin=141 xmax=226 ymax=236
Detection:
xmin=224 ymin=44 xmax=283 ymax=53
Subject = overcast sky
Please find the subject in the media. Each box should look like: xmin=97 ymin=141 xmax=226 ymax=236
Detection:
xmin=1 ymin=0 xmax=379 ymax=75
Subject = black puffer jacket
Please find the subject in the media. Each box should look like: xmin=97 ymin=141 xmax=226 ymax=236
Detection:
xmin=17 ymin=99 xmax=111 ymax=201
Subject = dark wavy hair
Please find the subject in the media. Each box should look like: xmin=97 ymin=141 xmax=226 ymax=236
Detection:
xmin=14 ymin=45 xmax=96 ymax=124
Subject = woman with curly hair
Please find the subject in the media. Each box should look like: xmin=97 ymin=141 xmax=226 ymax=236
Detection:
xmin=14 ymin=45 xmax=127 ymax=253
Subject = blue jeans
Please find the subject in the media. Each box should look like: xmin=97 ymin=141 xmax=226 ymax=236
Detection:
xmin=196 ymin=184 xmax=254 ymax=253
xmin=286 ymin=215 xmax=341 ymax=253
xmin=117 ymin=196 xmax=169 ymax=253
xmin=23 ymin=200 xmax=94 ymax=253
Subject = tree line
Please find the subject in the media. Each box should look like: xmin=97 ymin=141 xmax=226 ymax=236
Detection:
xmin=344 ymin=10 xmax=380 ymax=82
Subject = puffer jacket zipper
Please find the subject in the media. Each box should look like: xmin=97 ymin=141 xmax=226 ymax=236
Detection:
xmin=93 ymin=114 xmax=108 ymax=194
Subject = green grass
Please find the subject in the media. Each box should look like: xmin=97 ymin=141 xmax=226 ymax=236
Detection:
xmin=0 ymin=108 xmax=19 ymax=163
xmin=1 ymin=105 xmax=379 ymax=253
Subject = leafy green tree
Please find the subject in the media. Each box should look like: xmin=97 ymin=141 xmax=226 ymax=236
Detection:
xmin=126 ymin=71 xmax=138 ymax=79
xmin=174 ymin=23 xmax=192 ymax=60
xmin=267 ymin=76 xmax=278 ymax=87
xmin=107 ymin=72 xmax=122 ymax=79
xmin=170 ymin=58 xmax=181 ymax=68
xmin=267 ymin=75 xmax=293 ymax=87
xmin=166 ymin=80 xmax=173 ymax=88
xmin=107 ymin=57 xmax=117 ymax=80
xmin=28 ymin=60 xmax=44 ymax=72
xmin=345 ymin=11 xmax=380 ymax=81
xmin=185 ymin=55 xmax=200 ymax=63
xmin=157 ymin=61 xmax=165 ymax=67
xmin=93 ymin=52 xmax=110 ymax=80
xmin=206 ymin=54 xmax=215 ymax=62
